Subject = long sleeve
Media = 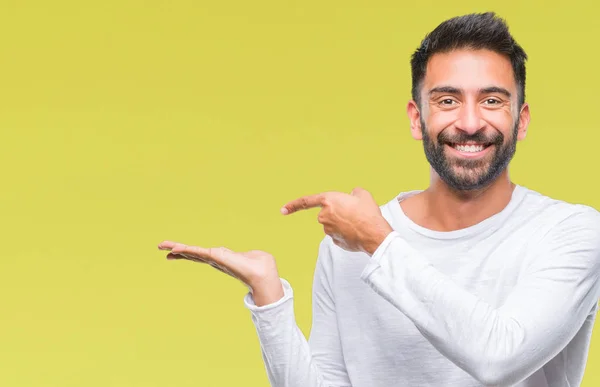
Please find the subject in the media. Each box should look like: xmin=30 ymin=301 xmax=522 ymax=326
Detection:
xmin=245 ymin=237 xmax=351 ymax=387
xmin=360 ymin=209 xmax=600 ymax=386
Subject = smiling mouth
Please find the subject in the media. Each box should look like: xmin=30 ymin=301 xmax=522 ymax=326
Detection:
xmin=447 ymin=142 xmax=493 ymax=153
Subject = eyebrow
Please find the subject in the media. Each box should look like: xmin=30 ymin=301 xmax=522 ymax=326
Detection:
xmin=428 ymin=86 xmax=512 ymax=98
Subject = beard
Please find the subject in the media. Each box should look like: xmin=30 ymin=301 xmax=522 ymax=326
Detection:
xmin=421 ymin=119 xmax=519 ymax=191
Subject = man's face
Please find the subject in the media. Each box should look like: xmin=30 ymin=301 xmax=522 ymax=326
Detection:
xmin=409 ymin=49 xmax=529 ymax=191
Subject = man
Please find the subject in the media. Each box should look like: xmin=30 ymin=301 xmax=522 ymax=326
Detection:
xmin=158 ymin=12 xmax=600 ymax=387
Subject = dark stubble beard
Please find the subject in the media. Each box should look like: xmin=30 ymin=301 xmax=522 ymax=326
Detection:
xmin=421 ymin=119 xmax=519 ymax=191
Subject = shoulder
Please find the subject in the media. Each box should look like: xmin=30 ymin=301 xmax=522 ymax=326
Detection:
xmin=504 ymin=188 xmax=600 ymax=290
xmin=314 ymin=235 xmax=344 ymax=274
xmin=520 ymin=188 xmax=600 ymax=268
xmin=317 ymin=234 xmax=367 ymax=261
xmin=518 ymin=186 xmax=600 ymax=232
xmin=315 ymin=234 xmax=372 ymax=279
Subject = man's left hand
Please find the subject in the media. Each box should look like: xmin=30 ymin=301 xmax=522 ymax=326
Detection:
xmin=281 ymin=187 xmax=393 ymax=255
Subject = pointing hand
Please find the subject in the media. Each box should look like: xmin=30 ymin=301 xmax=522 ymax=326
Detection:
xmin=281 ymin=187 xmax=393 ymax=255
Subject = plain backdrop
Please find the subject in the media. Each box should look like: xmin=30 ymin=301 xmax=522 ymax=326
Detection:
xmin=1 ymin=1 xmax=598 ymax=386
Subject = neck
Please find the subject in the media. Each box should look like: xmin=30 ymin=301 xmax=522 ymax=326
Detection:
xmin=421 ymin=169 xmax=515 ymax=231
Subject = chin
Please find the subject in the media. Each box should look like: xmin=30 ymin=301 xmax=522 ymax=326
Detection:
xmin=444 ymin=169 xmax=494 ymax=191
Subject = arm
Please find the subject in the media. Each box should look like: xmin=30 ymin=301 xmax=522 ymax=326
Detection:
xmin=360 ymin=209 xmax=600 ymax=386
xmin=245 ymin=237 xmax=351 ymax=387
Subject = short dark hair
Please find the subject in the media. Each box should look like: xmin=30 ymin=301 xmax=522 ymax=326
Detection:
xmin=410 ymin=12 xmax=528 ymax=108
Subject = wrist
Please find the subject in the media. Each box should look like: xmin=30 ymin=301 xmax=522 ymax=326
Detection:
xmin=250 ymin=277 xmax=285 ymax=307
xmin=363 ymin=223 xmax=394 ymax=256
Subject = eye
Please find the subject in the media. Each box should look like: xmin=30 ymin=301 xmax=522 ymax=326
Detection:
xmin=439 ymin=98 xmax=457 ymax=106
xmin=483 ymin=98 xmax=501 ymax=105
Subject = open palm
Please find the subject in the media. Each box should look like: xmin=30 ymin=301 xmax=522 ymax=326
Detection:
xmin=158 ymin=241 xmax=283 ymax=305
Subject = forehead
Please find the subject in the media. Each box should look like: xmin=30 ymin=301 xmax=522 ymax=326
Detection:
xmin=423 ymin=49 xmax=516 ymax=94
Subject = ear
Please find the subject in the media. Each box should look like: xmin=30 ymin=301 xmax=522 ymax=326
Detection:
xmin=516 ymin=103 xmax=530 ymax=141
xmin=407 ymin=100 xmax=423 ymax=140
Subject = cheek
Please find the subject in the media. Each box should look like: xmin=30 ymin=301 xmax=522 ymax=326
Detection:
xmin=426 ymin=111 xmax=458 ymax=137
xmin=482 ymin=110 xmax=515 ymax=138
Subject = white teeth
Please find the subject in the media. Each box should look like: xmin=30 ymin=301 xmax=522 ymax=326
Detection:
xmin=454 ymin=144 xmax=485 ymax=153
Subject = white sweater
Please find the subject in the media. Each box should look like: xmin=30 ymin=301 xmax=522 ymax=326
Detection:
xmin=244 ymin=185 xmax=600 ymax=387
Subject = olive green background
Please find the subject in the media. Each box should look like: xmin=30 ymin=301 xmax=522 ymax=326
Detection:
xmin=1 ymin=0 xmax=598 ymax=386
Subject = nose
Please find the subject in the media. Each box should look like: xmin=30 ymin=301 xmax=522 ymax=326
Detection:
xmin=455 ymin=103 xmax=484 ymax=134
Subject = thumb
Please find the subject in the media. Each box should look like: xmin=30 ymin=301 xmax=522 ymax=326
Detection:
xmin=351 ymin=186 xmax=370 ymax=197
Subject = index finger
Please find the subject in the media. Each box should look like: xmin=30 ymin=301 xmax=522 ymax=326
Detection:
xmin=281 ymin=193 xmax=325 ymax=215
